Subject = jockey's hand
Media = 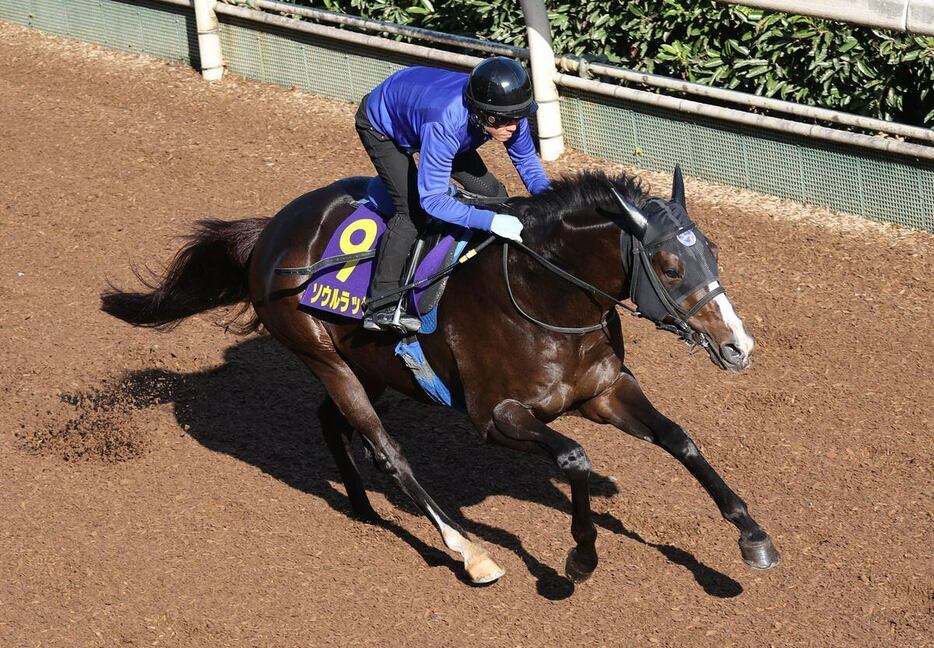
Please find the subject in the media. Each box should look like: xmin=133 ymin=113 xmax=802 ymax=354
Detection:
xmin=490 ymin=214 xmax=523 ymax=243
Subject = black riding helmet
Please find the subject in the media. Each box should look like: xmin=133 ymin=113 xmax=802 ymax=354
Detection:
xmin=465 ymin=57 xmax=536 ymax=123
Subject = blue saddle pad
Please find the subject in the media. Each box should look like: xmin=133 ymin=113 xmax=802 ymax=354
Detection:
xmin=395 ymin=338 xmax=465 ymax=411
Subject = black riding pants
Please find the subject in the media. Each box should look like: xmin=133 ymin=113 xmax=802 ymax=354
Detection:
xmin=355 ymin=95 xmax=507 ymax=312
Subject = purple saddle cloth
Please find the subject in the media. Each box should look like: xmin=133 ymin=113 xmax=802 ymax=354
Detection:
xmin=299 ymin=193 xmax=472 ymax=324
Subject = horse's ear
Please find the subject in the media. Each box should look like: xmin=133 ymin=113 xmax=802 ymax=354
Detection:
xmin=672 ymin=164 xmax=686 ymax=208
xmin=610 ymin=186 xmax=647 ymax=239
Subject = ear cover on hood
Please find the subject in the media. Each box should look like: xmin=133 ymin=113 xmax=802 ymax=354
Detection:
xmin=671 ymin=164 xmax=686 ymax=209
xmin=609 ymin=186 xmax=647 ymax=239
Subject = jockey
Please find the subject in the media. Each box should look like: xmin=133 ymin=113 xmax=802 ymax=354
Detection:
xmin=355 ymin=56 xmax=551 ymax=333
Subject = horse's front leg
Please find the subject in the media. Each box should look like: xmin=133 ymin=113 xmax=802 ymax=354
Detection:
xmin=490 ymin=399 xmax=598 ymax=582
xmin=579 ymin=370 xmax=780 ymax=570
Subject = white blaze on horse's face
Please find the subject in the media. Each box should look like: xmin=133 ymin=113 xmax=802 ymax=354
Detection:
xmin=707 ymin=283 xmax=752 ymax=349
xmin=649 ymin=235 xmax=755 ymax=372
xmin=705 ymin=281 xmax=755 ymax=368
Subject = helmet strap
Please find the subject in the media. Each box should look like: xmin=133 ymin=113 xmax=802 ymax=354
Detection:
xmin=468 ymin=111 xmax=486 ymax=131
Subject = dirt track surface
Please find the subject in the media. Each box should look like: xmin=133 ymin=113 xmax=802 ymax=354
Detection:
xmin=1 ymin=21 xmax=932 ymax=647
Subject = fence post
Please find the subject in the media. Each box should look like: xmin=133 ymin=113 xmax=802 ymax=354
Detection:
xmin=194 ymin=0 xmax=224 ymax=80
xmin=519 ymin=0 xmax=564 ymax=161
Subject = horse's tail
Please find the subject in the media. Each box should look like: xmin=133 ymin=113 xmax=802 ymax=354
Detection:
xmin=101 ymin=217 xmax=271 ymax=333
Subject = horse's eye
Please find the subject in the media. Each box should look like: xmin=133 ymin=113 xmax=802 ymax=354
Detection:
xmin=664 ymin=269 xmax=681 ymax=280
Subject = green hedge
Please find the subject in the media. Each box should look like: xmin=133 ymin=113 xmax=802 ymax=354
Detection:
xmin=299 ymin=0 xmax=934 ymax=127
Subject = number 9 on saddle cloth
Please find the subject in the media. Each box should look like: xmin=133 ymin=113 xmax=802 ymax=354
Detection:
xmin=296 ymin=176 xmax=497 ymax=335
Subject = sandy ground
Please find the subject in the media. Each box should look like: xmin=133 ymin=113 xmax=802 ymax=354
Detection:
xmin=1 ymin=20 xmax=932 ymax=648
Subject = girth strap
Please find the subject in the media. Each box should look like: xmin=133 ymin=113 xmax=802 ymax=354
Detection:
xmin=274 ymin=250 xmax=374 ymax=276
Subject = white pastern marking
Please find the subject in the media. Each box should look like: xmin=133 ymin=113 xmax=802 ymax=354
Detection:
xmin=428 ymin=508 xmax=469 ymax=555
xmin=707 ymin=281 xmax=754 ymax=354
xmin=440 ymin=523 xmax=469 ymax=555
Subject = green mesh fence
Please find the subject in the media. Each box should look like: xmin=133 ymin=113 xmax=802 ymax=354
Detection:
xmin=217 ymin=15 xmax=439 ymax=102
xmin=2 ymin=0 xmax=932 ymax=231
xmin=0 ymin=0 xmax=197 ymax=65
xmin=559 ymin=89 xmax=934 ymax=230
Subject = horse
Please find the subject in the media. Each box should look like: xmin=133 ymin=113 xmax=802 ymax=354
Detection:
xmin=101 ymin=165 xmax=779 ymax=585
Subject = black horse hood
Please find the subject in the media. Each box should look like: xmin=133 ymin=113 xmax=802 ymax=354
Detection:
xmin=630 ymin=199 xmax=720 ymax=322
xmin=641 ymin=199 xmax=692 ymax=244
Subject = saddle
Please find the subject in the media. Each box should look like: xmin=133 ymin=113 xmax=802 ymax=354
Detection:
xmin=277 ymin=177 xmax=502 ymax=410
xmin=291 ymin=177 xmax=501 ymax=334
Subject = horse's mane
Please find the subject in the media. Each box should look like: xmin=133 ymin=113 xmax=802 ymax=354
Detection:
xmin=507 ymin=169 xmax=648 ymax=231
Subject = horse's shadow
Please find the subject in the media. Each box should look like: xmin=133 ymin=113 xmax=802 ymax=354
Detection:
xmin=84 ymin=335 xmax=741 ymax=600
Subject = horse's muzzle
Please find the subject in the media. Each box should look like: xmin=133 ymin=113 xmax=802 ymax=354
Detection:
xmin=718 ymin=334 xmax=754 ymax=371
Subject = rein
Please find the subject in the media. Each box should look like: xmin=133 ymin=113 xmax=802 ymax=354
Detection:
xmin=502 ymin=239 xmax=632 ymax=334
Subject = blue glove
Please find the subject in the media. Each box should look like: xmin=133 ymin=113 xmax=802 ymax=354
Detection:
xmin=490 ymin=214 xmax=523 ymax=243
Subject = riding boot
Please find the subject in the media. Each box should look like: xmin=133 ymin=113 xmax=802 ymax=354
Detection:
xmin=363 ymin=214 xmax=422 ymax=333
xmin=362 ymin=306 xmax=421 ymax=333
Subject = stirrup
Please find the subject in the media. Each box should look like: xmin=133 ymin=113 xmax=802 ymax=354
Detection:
xmin=393 ymin=311 xmax=422 ymax=333
xmin=362 ymin=308 xmax=404 ymax=333
xmin=389 ymin=237 xmax=426 ymax=333
xmin=362 ymin=308 xmax=420 ymax=334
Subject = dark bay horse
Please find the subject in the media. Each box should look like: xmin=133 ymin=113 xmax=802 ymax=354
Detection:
xmin=101 ymin=167 xmax=779 ymax=585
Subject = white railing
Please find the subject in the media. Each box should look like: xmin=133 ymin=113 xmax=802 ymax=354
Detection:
xmin=518 ymin=0 xmax=563 ymax=160
xmin=711 ymin=0 xmax=934 ymax=36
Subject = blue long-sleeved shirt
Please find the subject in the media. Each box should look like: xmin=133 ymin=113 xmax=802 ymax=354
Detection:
xmin=365 ymin=67 xmax=551 ymax=230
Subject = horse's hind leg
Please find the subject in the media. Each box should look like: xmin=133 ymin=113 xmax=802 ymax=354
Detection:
xmin=303 ymin=354 xmax=505 ymax=584
xmin=579 ymin=370 xmax=780 ymax=570
xmin=490 ymin=399 xmax=598 ymax=583
xmin=317 ymin=395 xmax=378 ymax=521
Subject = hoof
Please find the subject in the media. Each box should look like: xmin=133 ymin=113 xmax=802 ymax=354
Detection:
xmin=350 ymin=506 xmax=381 ymax=524
xmin=739 ymin=536 xmax=780 ymax=570
xmin=564 ymin=548 xmax=596 ymax=584
xmin=465 ymin=553 xmax=505 ymax=585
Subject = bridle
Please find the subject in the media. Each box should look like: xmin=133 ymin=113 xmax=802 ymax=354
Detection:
xmin=502 ymin=195 xmax=732 ymax=369
xmin=622 ymin=222 xmax=732 ymax=369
